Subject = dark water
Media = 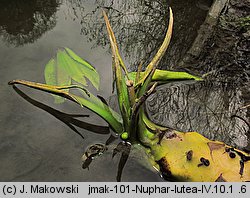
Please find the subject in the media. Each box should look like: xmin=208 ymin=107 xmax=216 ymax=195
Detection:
xmin=0 ymin=0 xmax=226 ymax=181
xmin=146 ymin=81 xmax=250 ymax=149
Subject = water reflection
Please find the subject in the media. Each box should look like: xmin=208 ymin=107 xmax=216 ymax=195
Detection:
xmin=12 ymin=85 xmax=111 ymax=137
xmin=12 ymin=85 xmax=131 ymax=181
xmin=112 ymin=141 xmax=131 ymax=182
xmin=67 ymin=0 xmax=211 ymax=70
xmin=82 ymin=141 xmax=131 ymax=181
xmin=146 ymin=81 xmax=250 ymax=149
xmin=0 ymin=0 xmax=60 ymax=46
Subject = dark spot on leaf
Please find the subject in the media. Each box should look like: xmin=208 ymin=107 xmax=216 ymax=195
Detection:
xmin=229 ymin=152 xmax=236 ymax=158
xmin=198 ymin=157 xmax=210 ymax=167
xmin=186 ymin=150 xmax=193 ymax=161
xmin=225 ymin=147 xmax=234 ymax=153
xmin=165 ymin=132 xmax=177 ymax=139
xmin=240 ymin=160 xmax=244 ymax=176
xmin=225 ymin=147 xmax=250 ymax=176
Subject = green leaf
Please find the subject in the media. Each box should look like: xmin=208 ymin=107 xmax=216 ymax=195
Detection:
xmin=8 ymin=80 xmax=123 ymax=133
xmin=103 ymin=11 xmax=129 ymax=77
xmin=74 ymin=92 xmax=123 ymax=133
xmin=137 ymin=67 xmax=156 ymax=98
xmin=56 ymin=50 xmax=87 ymax=86
xmin=152 ymin=70 xmax=202 ymax=81
xmin=44 ymin=58 xmax=71 ymax=103
xmin=57 ymin=49 xmax=100 ymax=90
xmin=128 ymin=69 xmax=202 ymax=83
xmin=138 ymin=108 xmax=157 ymax=146
xmin=65 ymin=48 xmax=96 ymax=70
xmin=78 ymin=89 xmax=123 ymax=126
xmin=142 ymin=111 xmax=168 ymax=132
xmin=103 ymin=10 xmax=131 ymax=131
xmin=64 ymin=48 xmax=100 ymax=89
xmin=44 ymin=48 xmax=100 ymax=104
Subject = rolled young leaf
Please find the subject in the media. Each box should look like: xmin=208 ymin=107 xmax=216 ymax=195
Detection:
xmin=103 ymin=10 xmax=131 ymax=132
xmin=128 ymin=69 xmax=202 ymax=83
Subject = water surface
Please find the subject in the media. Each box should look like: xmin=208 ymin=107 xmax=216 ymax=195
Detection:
xmin=0 ymin=0 xmax=230 ymax=181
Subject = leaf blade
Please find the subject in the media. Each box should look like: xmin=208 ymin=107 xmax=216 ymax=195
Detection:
xmin=44 ymin=58 xmax=71 ymax=103
xmin=64 ymin=47 xmax=100 ymax=89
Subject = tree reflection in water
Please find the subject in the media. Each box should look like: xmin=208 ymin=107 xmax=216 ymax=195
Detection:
xmin=0 ymin=0 xmax=60 ymax=46
xmin=67 ymin=0 xmax=210 ymax=70
xmin=146 ymin=81 xmax=249 ymax=149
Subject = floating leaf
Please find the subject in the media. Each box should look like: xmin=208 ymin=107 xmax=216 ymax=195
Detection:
xmin=151 ymin=131 xmax=250 ymax=181
xmin=137 ymin=109 xmax=250 ymax=181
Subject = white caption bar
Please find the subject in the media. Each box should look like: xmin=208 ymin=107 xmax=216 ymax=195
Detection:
xmin=0 ymin=182 xmax=249 ymax=198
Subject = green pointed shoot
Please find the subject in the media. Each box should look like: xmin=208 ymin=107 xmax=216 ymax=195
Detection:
xmin=44 ymin=48 xmax=100 ymax=103
xmin=103 ymin=10 xmax=131 ymax=132
xmin=8 ymin=80 xmax=123 ymax=134
xmin=128 ymin=69 xmax=202 ymax=83
xmin=136 ymin=7 xmax=174 ymax=87
xmin=103 ymin=10 xmax=129 ymax=78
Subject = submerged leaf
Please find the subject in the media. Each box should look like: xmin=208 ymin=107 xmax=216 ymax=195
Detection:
xmin=65 ymin=48 xmax=96 ymax=70
xmin=57 ymin=50 xmax=88 ymax=86
xmin=57 ymin=48 xmax=100 ymax=89
xmin=44 ymin=48 xmax=100 ymax=103
xmin=44 ymin=58 xmax=71 ymax=103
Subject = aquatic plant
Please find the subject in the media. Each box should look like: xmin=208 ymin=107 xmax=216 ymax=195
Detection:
xmin=9 ymin=9 xmax=250 ymax=181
